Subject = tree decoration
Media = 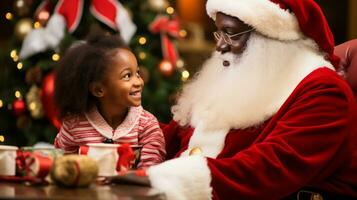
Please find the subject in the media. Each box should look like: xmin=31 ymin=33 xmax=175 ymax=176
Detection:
xmin=148 ymin=0 xmax=169 ymax=12
xmin=41 ymin=72 xmax=60 ymax=129
xmin=14 ymin=0 xmax=30 ymax=16
xmin=12 ymin=98 xmax=27 ymax=117
xmin=26 ymin=85 xmax=44 ymax=119
xmin=149 ymin=15 xmax=180 ymax=67
xmin=19 ymin=0 xmax=136 ymax=59
xmin=14 ymin=18 xmax=33 ymax=40
xmin=34 ymin=0 xmax=53 ymax=27
xmin=159 ymin=60 xmax=174 ymax=77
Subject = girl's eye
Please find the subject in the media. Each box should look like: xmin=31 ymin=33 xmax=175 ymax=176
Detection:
xmin=136 ymin=71 xmax=141 ymax=77
xmin=123 ymin=73 xmax=131 ymax=80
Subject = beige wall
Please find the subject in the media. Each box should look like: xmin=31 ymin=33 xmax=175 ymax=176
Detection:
xmin=349 ymin=0 xmax=357 ymax=39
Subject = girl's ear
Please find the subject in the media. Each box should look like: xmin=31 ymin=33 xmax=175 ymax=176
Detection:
xmin=89 ymin=82 xmax=105 ymax=97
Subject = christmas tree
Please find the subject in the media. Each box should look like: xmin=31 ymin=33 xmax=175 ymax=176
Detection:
xmin=0 ymin=0 xmax=188 ymax=146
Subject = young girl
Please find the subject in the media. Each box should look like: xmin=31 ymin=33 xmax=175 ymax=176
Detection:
xmin=53 ymin=34 xmax=166 ymax=168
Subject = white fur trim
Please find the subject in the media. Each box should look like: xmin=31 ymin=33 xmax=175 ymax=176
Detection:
xmin=115 ymin=1 xmax=136 ymax=44
xmin=181 ymin=123 xmax=229 ymax=158
xmin=206 ymin=0 xmax=303 ymax=40
xmin=147 ymin=155 xmax=212 ymax=200
xmin=19 ymin=14 xmax=66 ymax=59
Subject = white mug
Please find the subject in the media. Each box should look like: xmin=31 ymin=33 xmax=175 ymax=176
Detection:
xmin=0 ymin=145 xmax=19 ymax=176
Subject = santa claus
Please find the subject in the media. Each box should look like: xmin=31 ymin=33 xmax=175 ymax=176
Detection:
xmin=143 ymin=0 xmax=357 ymax=199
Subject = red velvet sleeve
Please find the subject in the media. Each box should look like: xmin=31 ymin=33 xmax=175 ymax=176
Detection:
xmin=207 ymin=72 xmax=356 ymax=199
xmin=160 ymin=120 xmax=182 ymax=159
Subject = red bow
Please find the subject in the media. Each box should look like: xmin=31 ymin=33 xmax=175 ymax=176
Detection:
xmin=149 ymin=15 xmax=180 ymax=66
xmin=117 ymin=144 xmax=135 ymax=172
xmin=55 ymin=0 xmax=121 ymax=32
xmin=16 ymin=151 xmax=53 ymax=179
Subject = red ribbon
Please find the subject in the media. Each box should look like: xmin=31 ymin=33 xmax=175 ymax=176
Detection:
xmin=55 ymin=0 xmax=121 ymax=33
xmin=149 ymin=15 xmax=180 ymax=66
xmin=16 ymin=151 xmax=53 ymax=179
xmin=117 ymin=144 xmax=135 ymax=172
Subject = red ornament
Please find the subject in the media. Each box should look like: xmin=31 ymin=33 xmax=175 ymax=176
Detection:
xmin=12 ymin=98 xmax=27 ymax=117
xmin=159 ymin=60 xmax=175 ymax=77
xmin=41 ymin=72 xmax=61 ymax=129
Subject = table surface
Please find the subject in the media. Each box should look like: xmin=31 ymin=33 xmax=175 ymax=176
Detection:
xmin=0 ymin=183 xmax=166 ymax=200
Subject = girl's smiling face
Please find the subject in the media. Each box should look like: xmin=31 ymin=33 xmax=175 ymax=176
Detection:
xmin=99 ymin=48 xmax=144 ymax=110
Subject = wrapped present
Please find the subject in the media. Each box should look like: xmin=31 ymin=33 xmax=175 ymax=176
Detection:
xmin=16 ymin=147 xmax=63 ymax=179
xmin=79 ymin=143 xmax=141 ymax=176
xmin=0 ymin=145 xmax=19 ymax=176
xmin=50 ymin=154 xmax=98 ymax=187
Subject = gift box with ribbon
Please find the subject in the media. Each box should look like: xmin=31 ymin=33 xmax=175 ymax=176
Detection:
xmin=0 ymin=145 xmax=19 ymax=176
xmin=16 ymin=147 xmax=63 ymax=179
xmin=79 ymin=143 xmax=141 ymax=177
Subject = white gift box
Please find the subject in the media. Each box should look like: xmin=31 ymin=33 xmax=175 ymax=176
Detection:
xmin=0 ymin=145 xmax=19 ymax=176
xmin=79 ymin=143 xmax=141 ymax=177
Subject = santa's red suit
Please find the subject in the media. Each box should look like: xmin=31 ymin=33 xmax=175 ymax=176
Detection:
xmin=146 ymin=0 xmax=357 ymax=199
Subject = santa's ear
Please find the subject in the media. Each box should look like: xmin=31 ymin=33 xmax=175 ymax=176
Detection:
xmin=89 ymin=82 xmax=105 ymax=97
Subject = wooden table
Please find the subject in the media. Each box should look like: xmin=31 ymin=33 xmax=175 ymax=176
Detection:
xmin=0 ymin=183 xmax=166 ymax=200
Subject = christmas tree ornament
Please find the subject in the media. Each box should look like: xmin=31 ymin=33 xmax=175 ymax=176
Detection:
xmin=14 ymin=0 xmax=30 ymax=16
xmin=41 ymin=72 xmax=61 ymax=129
xmin=25 ymin=66 xmax=43 ymax=85
xmin=51 ymin=155 xmax=98 ymax=187
xmin=34 ymin=0 xmax=53 ymax=27
xmin=12 ymin=98 xmax=26 ymax=117
xmin=26 ymin=85 xmax=44 ymax=119
xmin=159 ymin=60 xmax=174 ymax=77
xmin=148 ymin=0 xmax=169 ymax=12
xmin=149 ymin=15 xmax=180 ymax=67
xmin=19 ymin=0 xmax=137 ymax=59
xmin=14 ymin=18 xmax=33 ymax=40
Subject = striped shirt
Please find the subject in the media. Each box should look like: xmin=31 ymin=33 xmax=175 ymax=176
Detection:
xmin=54 ymin=106 xmax=166 ymax=168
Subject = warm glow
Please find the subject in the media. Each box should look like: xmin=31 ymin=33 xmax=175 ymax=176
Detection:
xmin=166 ymin=7 xmax=175 ymax=14
xmin=176 ymin=59 xmax=184 ymax=68
xmin=179 ymin=30 xmax=187 ymax=38
xmin=29 ymin=102 xmax=36 ymax=110
xmin=52 ymin=53 xmax=60 ymax=61
xmin=5 ymin=12 xmax=13 ymax=20
xmin=139 ymin=52 xmax=147 ymax=60
xmin=10 ymin=50 xmax=17 ymax=58
xmin=181 ymin=70 xmax=190 ymax=81
xmin=17 ymin=62 xmax=23 ymax=70
xmin=38 ymin=11 xmax=50 ymax=21
xmin=0 ymin=100 xmax=3 ymax=108
xmin=13 ymin=55 xmax=19 ymax=62
xmin=0 ymin=135 xmax=4 ymax=142
xmin=15 ymin=91 xmax=22 ymax=98
xmin=34 ymin=21 xmax=41 ymax=29
xmin=138 ymin=37 xmax=147 ymax=45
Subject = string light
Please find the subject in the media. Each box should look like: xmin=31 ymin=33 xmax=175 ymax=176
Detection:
xmin=13 ymin=56 xmax=19 ymax=62
xmin=52 ymin=53 xmax=60 ymax=61
xmin=10 ymin=50 xmax=17 ymax=58
xmin=15 ymin=91 xmax=22 ymax=98
xmin=138 ymin=37 xmax=147 ymax=45
xmin=179 ymin=30 xmax=187 ymax=38
xmin=5 ymin=12 xmax=13 ymax=20
xmin=34 ymin=21 xmax=41 ymax=29
xmin=29 ymin=102 xmax=36 ymax=110
xmin=181 ymin=70 xmax=190 ymax=82
xmin=139 ymin=52 xmax=147 ymax=60
xmin=166 ymin=6 xmax=175 ymax=14
xmin=0 ymin=100 xmax=3 ymax=108
xmin=0 ymin=135 xmax=4 ymax=142
xmin=176 ymin=59 xmax=184 ymax=69
xmin=17 ymin=62 xmax=23 ymax=70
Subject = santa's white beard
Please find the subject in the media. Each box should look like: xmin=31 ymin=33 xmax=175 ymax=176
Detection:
xmin=172 ymin=33 xmax=334 ymax=131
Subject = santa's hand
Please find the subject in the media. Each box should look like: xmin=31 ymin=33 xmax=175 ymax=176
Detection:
xmin=102 ymin=169 xmax=151 ymax=186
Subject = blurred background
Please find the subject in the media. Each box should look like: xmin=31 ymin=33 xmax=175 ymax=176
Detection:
xmin=0 ymin=0 xmax=356 ymax=146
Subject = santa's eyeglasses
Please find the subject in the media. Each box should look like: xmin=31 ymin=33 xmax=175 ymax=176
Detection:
xmin=213 ymin=29 xmax=254 ymax=45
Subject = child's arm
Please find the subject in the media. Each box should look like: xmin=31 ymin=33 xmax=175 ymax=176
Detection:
xmin=138 ymin=112 xmax=166 ymax=168
xmin=54 ymin=119 xmax=80 ymax=154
